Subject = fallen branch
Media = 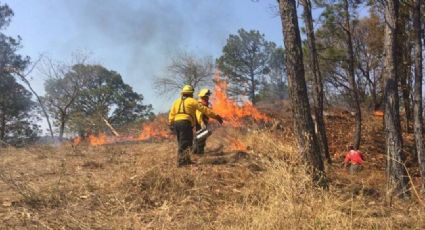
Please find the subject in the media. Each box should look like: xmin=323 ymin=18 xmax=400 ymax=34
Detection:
xmin=103 ymin=117 xmax=120 ymax=136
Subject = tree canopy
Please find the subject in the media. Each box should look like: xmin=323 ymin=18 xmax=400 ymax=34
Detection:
xmin=0 ymin=75 xmax=39 ymax=146
xmin=66 ymin=64 xmax=153 ymax=136
xmin=0 ymin=3 xmax=38 ymax=146
xmin=217 ymin=29 xmax=277 ymax=105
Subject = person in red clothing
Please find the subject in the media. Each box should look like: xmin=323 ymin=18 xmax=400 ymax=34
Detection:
xmin=343 ymin=145 xmax=365 ymax=174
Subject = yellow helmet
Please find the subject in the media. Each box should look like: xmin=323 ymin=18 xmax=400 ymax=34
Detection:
xmin=181 ymin=85 xmax=194 ymax=94
xmin=198 ymin=88 xmax=211 ymax=97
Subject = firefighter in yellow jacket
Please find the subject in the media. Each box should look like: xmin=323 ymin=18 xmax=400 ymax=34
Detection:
xmin=169 ymin=85 xmax=223 ymax=166
xmin=194 ymin=88 xmax=212 ymax=155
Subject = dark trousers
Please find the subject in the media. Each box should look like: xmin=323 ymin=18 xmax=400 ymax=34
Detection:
xmin=174 ymin=120 xmax=193 ymax=165
xmin=194 ymin=124 xmax=206 ymax=155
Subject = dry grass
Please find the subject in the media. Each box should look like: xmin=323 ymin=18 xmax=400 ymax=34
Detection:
xmin=0 ymin=115 xmax=424 ymax=229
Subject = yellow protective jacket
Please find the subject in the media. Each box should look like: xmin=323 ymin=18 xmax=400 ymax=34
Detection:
xmin=196 ymin=99 xmax=210 ymax=128
xmin=169 ymin=96 xmax=218 ymax=127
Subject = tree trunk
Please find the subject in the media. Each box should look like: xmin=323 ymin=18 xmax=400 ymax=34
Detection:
xmin=0 ymin=113 xmax=5 ymax=143
xmin=14 ymin=72 xmax=54 ymax=139
xmin=372 ymin=83 xmax=378 ymax=110
xmin=371 ymin=69 xmax=380 ymax=110
xmin=278 ymin=0 xmax=326 ymax=185
xmin=398 ymin=10 xmax=413 ymax=132
xmin=412 ymin=0 xmax=425 ymax=198
xmin=383 ymin=0 xmax=409 ymax=199
xmin=250 ymin=71 xmax=256 ymax=105
xmin=300 ymin=0 xmax=331 ymax=164
xmin=343 ymin=0 xmax=362 ymax=150
xmin=400 ymin=67 xmax=412 ymax=131
xmin=59 ymin=114 xmax=66 ymax=141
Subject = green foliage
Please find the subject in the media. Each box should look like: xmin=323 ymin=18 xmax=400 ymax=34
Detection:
xmin=217 ymin=29 xmax=276 ymax=104
xmin=0 ymin=3 xmax=13 ymax=29
xmin=43 ymin=64 xmax=85 ymax=138
xmin=314 ymin=1 xmax=360 ymax=93
xmin=314 ymin=2 xmax=385 ymax=108
xmin=0 ymin=4 xmax=29 ymax=73
xmin=0 ymin=3 xmax=38 ymax=145
xmin=66 ymin=64 xmax=153 ymax=135
xmin=257 ymin=47 xmax=288 ymax=101
xmin=0 ymin=75 xmax=39 ymax=146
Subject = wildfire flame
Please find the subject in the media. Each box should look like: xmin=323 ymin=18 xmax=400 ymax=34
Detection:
xmin=138 ymin=116 xmax=171 ymax=141
xmin=77 ymin=71 xmax=270 ymax=146
xmin=74 ymin=115 xmax=172 ymax=146
xmin=88 ymin=133 xmax=108 ymax=146
xmin=372 ymin=110 xmax=384 ymax=117
xmin=228 ymin=139 xmax=247 ymax=151
xmin=211 ymin=71 xmax=271 ymax=127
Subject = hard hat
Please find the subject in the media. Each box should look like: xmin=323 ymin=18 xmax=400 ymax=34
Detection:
xmin=181 ymin=85 xmax=194 ymax=94
xmin=198 ymin=88 xmax=211 ymax=97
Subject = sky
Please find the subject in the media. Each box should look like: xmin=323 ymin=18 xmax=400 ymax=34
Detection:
xmin=4 ymin=0 xmax=287 ymax=114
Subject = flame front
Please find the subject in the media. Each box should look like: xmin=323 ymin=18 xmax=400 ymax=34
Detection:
xmin=138 ymin=116 xmax=171 ymax=141
xmin=88 ymin=133 xmax=108 ymax=146
xmin=211 ymin=71 xmax=271 ymax=127
xmin=78 ymin=72 xmax=269 ymax=146
xmin=77 ymin=116 xmax=172 ymax=146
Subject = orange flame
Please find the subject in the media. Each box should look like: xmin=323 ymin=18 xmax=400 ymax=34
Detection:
xmin=372 ymin=110 xmax=384 ymax=117
xmin=80 ymin=72 xmax=269 ymax=146
xmin=228 ymin=139 xmax=247 ymax=151
xmin=211 ymin=71 xmax=271 ymax=127
xmin=78 ymin=115 xmax=173 ymax=146
xmin=88 ymin=133 xmax=108 ymax=146
xmin=138 ymin=116 xmax=171 ymax=141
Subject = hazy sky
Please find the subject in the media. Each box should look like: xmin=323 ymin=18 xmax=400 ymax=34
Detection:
xmin=4 ymin=0 xmax=287 ymax=113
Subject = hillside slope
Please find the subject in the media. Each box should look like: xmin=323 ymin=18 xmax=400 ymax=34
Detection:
xmin=0 ymin=113 xmax=424 ymax=229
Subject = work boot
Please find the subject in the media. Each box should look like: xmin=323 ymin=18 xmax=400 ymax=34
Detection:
xmin=178 ymin=149 xmax=193 ymax=166
xmin=193 ymin=145 xmax=202 ymax=155
xmin=177 ymin=159 xmax=194 ymax=167
xmin=193 ymin=145 xmax=199 ymax=154
xmin=196 ymin=147 xmax=204 ymax=155
xmin=194 ymin=141 xmax=205 ymax=155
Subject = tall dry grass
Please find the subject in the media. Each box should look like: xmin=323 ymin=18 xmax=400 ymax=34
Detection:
xmin=212 ymin=129 xmax=425 ymax=229
xmin=0 ymin=127 xmax=424 ymax=229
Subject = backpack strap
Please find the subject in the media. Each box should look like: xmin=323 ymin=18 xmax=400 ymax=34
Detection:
xmin=177 ymin=97 xmax=195 ymax=125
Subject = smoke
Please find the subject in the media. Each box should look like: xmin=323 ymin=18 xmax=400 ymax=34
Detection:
xmin=64 ymin=0 xmax=234 ymax=81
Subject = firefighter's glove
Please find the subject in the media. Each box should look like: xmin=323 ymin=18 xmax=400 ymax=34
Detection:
xmin=216 ymin=115 xmax=224 ymax=125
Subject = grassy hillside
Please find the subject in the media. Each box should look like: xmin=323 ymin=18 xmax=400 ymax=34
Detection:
xmin=0 ymin=113 xmax=424 ymax=229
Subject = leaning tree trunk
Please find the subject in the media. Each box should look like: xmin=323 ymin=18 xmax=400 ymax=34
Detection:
xmin=14 ymin=72 xmax=55 ymax=139
xmin=343 ymin=0 xmax=362 ymax=150
xmin=278 ymin=0 xmax=325 ymax=185
xmin=301 ymin=0 xmax=331 ymax=164
xmin=412 ymin=0 xmax=425 ymax=198
xmin=383 ymin=0 xmax=409 ymax=199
